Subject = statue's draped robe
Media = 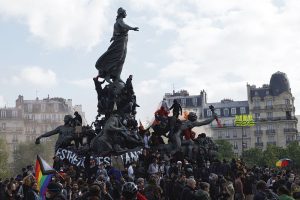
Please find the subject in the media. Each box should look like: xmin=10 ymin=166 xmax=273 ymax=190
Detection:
xmin=96 ymin=18 xmax=132 ymax=80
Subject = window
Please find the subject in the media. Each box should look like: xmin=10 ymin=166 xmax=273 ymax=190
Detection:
xmin=225 ymin=130 xmax=230 ymax=138
xmin=242 ymin=129 xmax=247 ymax=137
xmin=231 ymin=108 xmax=236 ymax=115
xmin=267 ymin=112 xmax=273 ymax=120
xmin=0 ymin=110 xmax=6 ymax=118
xmin=266 ymin=100 xmax=273 ymax=108
xmin=234 ymin=141 xmax=238 ymax=149
xmin=256 ymin=137 xmax=261 ymax=143
xmin=256 ymin=125 xmax=261 ymax=131
xmin=28 ymin=104 xmax=33 ymax=112
xmin=181 ymin=98 xmax=186 ymax=107
xmin=224 ymin=108 xmax=229 ymax=117
xmin=240 ymin=107 xmax=246 ymax=114
xmin=215 ymin=109 xmax=221 ymax=116
xmin=207 ymin=110 xmax=212 ymax=117
xmin=254 ymin=100 xmax=260 ymax=108
xmin=41 ymin=104 xmax=46 ymax=112
xmin=54 ymin=103 xmax=59 ymax=112
xmin=286 ymin=135 xmax=294 ymax=142
xmin=266 ymin=90 xmax=270 ymax=95
xmin=285 ymin=99 xmax=290 ymax=105
xmin=233 ymin=129 xmax=237 ymax=137
xmin=254 ymin=113 xmax=260 ymax=120
xmin=2 ymin=123 xmax=6 ymax=130
xmin=13 ymin=144 xmax=17 ymax=152
xmin=243 ymin=142 xmax=247 ymax=149
xmin=268 ymin=136 xmax=275 ymax=142
xmin=12 ymin=110 xmax=18 ymax=118
xmin=218 ymin=131 xmax=222 ymax=138
xmin=267 ymin=124 xmax=274 ymax=130
xmin=192 ymin=98 xmax=197 ymax=106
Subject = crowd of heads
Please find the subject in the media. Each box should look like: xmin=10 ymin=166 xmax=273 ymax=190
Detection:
xmin=1 ymin=148 xmax=300 ymax=200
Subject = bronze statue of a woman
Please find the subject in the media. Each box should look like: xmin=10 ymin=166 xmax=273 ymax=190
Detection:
xmin=95 ymin=7 xmax=139 ymax=83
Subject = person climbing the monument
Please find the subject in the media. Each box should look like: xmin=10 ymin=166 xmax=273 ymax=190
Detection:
xmin=73 ymin=111 xmax=82 ymax=126
xmin=169 ymin=99 xmax=182 ymax=118
xmin=153 ymin=106 xmax=169 ymax=128
xmin=95 ymin=7 xmax=139 ymax=84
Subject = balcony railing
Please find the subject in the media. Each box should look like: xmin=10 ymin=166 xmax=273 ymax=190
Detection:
xmin=265 ymin=105 xmax=273 ymax=109
xmin=254 ymin=130 xmax=263 ymax=136
xmin=266 ymin=129 xmax=276 ymax=135
xmin=286 ymin=140 xmax=295 ymax=145
xmin=254 ymin=116 xmax=298 ymax=122
xmin=255 ymin=142 xmax=264 ymax=148
xmin=253 ymin=106 xmax=261 ymax=110
xmin=284 ymin=128 xmax=298 ymax=133
xmin=12 ymin=139 xmax=18 ymax=143
xmin=267 ymin=141 xmax=276 ymax=146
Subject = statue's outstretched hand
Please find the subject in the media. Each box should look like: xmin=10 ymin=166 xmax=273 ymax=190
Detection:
xmin=35 ymin=137 xmax=41 ymax=144
xmin=133 ymin=27 xmax=139 ymax=31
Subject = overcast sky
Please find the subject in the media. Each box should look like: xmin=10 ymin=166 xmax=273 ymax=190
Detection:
xmin=0 ymin=0 xmax=300 ymax=123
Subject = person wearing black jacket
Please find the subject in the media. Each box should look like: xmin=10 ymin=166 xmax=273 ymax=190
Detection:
xmin=180 ymin=177 xmax=197 ymax=200
xmin=169 ymin=100 xmax=182 ymax=118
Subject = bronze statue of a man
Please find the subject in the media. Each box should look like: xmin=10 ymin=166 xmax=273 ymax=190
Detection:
xmin=95 ymin=7 xmax=139 ymax=83
xmin=35 ymin=115 xmax=75 ymax=151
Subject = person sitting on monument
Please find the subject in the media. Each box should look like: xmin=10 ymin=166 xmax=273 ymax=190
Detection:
xmin=35 ymin=115 xmax=75 ymax=151
xmin=73 ymin=111 xmax=82 ymax=126
xmin=169 ymin=99 xmax=182 ymax=119
xmin=153 ymin=106 xmax=169 ymax=127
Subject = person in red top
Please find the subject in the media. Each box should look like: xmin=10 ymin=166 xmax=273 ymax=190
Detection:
xmin=153 ymin=106 xmax=169 ymax=126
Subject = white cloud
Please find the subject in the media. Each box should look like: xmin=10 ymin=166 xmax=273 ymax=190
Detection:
xmin=131 ymin=0 xmax=300 ymax=108
xmin=0 ymin=0 xmax=111 ymax=49
xmin=68 ymin=78 xmax=93 ymax=88
xmin=13 ymin=66 xmax=57 ymax=87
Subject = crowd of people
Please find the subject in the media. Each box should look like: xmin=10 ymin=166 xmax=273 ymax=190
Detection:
xmin=1 ymin=147 xmax=300 ymax=200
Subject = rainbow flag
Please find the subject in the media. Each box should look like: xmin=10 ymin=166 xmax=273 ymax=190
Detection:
xmin=35 ymin=155 xmax=56 ymax=199
xmin=275 ymin=158 xmax=291 ymax=168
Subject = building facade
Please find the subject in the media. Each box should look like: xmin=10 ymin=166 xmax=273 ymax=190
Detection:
xmin=0 ymin=95 xmax=85 ymax=162
xmin=203 ymin=99 xmax=250 ymax=156
xmin=248 ymin=71 xmax=298 ymax=150
xmin=164 ymin=71 xmax=298 ymax=156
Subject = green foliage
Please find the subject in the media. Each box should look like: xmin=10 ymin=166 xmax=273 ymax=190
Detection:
xmin=286 ymin=141 xmax=300 ymax=168
xmin=0 ymin=138 xmax=11 ymax=178
xmin=12 ymin=139 xmax=56 ymax=175
xmin=262 ymin=144 xmax=286 ymax=167
xmin=241 ymin=148 xmax=264 ymax=167
xmin=242 ymin=142 xmax=300 ymax=169
xmin=215 ymin=139 xmax=235 ymax=161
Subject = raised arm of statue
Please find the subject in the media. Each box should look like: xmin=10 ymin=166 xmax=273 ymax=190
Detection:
xmin=117 ymin=18 xmax=139 ymax=31
xmin=35 ymin=127 xmax=60 ymax=144
xmin=191 ymin=114 xmax=217 ymax=128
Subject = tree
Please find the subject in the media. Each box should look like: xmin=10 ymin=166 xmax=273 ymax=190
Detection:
xmin=12 ymin=139 xmax=56 ymax=175
xmin=215 ymin=139 xmax=235 ymax=161
xmin=0 ymin=138 xmax=11 ymax=178
xmin=262 ymin=144 xmax=286 ymax=167
xmin=286 ymin=141 xmax=300 ymax=168
xmin=241 ymin=148 xmax=264 ymax=167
